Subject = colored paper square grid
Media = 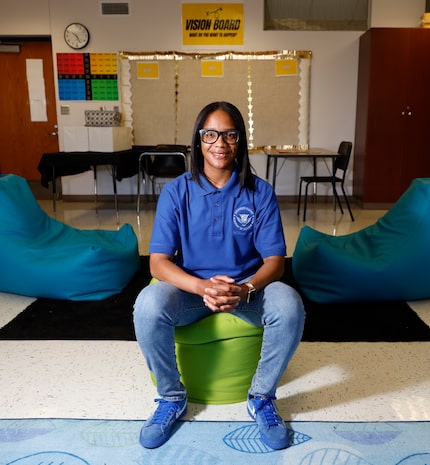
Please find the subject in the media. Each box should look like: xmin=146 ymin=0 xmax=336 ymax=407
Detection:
xmin=57 ymin=52 xmax=119 ymax=100
xmin=90 ymin=53 xmax=118 ymax=75
xmin=57 ymin=53 xmax=85 ymax=74
xmin=58 ymin=79 xmax=87 ymax=100
xmin=91 ymin=79 xmax=119 ymax=100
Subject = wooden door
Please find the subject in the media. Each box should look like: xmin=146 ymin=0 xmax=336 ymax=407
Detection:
xmin=364 ymin=28 xmax=411 ymax=202
xmin=0 ymin=39 xmax=59 ymax=180
xmin=401 ymin=28 xmax=430 ymax=193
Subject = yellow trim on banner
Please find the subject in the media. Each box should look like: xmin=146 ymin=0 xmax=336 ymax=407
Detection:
xmin=182 ymin=3 xmax=244 ymax=46
xmin=120 ymin=51 xmax=312 ymax=61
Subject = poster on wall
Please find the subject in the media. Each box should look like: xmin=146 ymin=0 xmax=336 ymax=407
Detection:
xmin=182 ymin=3 xmax=244 ymax=46
xmin=57 ymin=53 xmax=118 ymax=101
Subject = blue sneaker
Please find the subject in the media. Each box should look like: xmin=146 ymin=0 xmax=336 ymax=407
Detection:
xmin=247 ymin=395 xmax=289 ymax=450
xmin=140 ymin=397 xmax=187 ymax=449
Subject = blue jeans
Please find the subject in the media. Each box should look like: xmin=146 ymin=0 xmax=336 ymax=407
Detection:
xmin=133 ymin=280 xmax=305 ymax=402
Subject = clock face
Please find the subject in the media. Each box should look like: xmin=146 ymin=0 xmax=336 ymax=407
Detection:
xmin=64 ymin=23 xmax=90 ymax=50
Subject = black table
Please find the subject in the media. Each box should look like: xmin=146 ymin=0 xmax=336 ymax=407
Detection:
xmin=38 ymin=150 xmax=140 ymax=213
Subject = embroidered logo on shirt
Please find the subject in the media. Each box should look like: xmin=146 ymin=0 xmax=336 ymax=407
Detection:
xmin=233 ymin=206 xmax=254 ymax=231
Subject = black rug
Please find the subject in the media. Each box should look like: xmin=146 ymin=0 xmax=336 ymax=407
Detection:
xmin=1 ymin=256 xmax=429 ymax=342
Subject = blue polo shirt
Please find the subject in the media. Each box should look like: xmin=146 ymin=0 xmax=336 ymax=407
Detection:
xmin=149 ymin=168 xmax=286 ymax=281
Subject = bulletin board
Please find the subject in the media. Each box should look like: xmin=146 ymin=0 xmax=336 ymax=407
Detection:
xmin=119 ymin=51 xmax=312 ymax=149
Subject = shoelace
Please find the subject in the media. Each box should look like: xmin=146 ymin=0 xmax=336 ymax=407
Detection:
xmin=254 ymin=397 xmax=282 ymax=427
xmin=151 ymin=398 xmax=181 ymax=426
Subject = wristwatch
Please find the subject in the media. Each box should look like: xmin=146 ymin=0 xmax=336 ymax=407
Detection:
xmin=244 ymin=282 xmax=256 ymax=303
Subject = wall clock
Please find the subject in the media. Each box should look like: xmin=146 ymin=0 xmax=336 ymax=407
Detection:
xmin=64 ymin=23 xmax=90 ymax=50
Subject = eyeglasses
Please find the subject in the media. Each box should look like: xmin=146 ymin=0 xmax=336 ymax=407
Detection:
xmin=199 ymin=129 xmax=240 ymax=145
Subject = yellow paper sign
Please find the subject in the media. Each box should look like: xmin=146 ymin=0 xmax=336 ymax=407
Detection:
xmin=182 ymin=3 xmax=244 ymax=46
xmin=201 ymin=60 xmax=224 ymax=77
xmin=137 ymin=62 xmax=159 ymax=79
xmin=275 ymin=59 xmax=298 ymax=76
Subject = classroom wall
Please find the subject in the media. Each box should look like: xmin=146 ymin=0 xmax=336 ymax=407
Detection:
xmin=0 ymin=0 xmax=426 ymax=195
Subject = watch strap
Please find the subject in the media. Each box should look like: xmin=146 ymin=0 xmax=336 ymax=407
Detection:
xmin=244 ymin=282 xmax=256 ymax=303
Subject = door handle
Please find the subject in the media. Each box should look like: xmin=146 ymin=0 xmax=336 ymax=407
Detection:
xmin=401 ymin=106 xmax=412 ymax=116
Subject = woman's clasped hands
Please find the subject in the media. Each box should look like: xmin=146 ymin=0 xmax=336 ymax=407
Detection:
xmin=203 ymin=275 xmax=244 ymax=313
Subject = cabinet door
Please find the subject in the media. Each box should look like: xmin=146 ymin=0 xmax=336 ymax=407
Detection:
xmin=400 ymin=29 xmax=430 ymax=193
xmin=365 ymin=29 xmax=411 ymax=202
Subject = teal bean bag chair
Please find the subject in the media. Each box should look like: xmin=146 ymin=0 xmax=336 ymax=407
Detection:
xmin=0 ymin=174 xmax=140 ymax=301
xmin=292 ymin=178 xmax=430 ymax=303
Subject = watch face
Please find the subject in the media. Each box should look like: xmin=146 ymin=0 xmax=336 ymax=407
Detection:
xmin=64 ymin=23 xmax=90 ymax=49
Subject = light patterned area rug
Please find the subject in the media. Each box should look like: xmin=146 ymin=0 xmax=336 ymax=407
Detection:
xmin=1 ymin=419 xmax=429 ymax=465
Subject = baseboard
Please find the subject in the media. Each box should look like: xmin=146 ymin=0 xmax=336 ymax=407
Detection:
xmin=277 ymin=195 xmax=357 ymax=204
xmin=30 ymin=187 xmax=357 ymax=208
xmin=28 ymin=180 xmax=53 ymax=200
xmin=355 ymin=200 xmax=394 ymax=210
xmin=62 ymin=194 xmax=137 ymax=203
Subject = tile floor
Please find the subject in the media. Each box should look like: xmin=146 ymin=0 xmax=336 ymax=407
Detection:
xmin=0 ymin=196 xmax=429 ymax=422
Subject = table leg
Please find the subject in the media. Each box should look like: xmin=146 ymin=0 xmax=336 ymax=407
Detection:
xmin=331 ymin=158 xmax=337 ymax=223
xmin=312 ymin=156 xmax=317 ymax=195
xmin=137 ymin=154 xmax=144 ymax=214
xmin=272 ymin=157 xmax=278 ymax=192
xmin=93 ymin=166 xmax=98 ymax=205
xmin=112 ymin=164 xmax=119 ymax=223
xmin=52 ymin=166 xmax=56 ymax=213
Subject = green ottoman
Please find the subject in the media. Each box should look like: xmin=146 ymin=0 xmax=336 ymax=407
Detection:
xmin=175 ymin=313 xmax=263 ymax=404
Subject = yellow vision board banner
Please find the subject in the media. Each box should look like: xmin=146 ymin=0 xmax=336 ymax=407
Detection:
xmin=182 ymin=3 xmax=244 ymax=46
